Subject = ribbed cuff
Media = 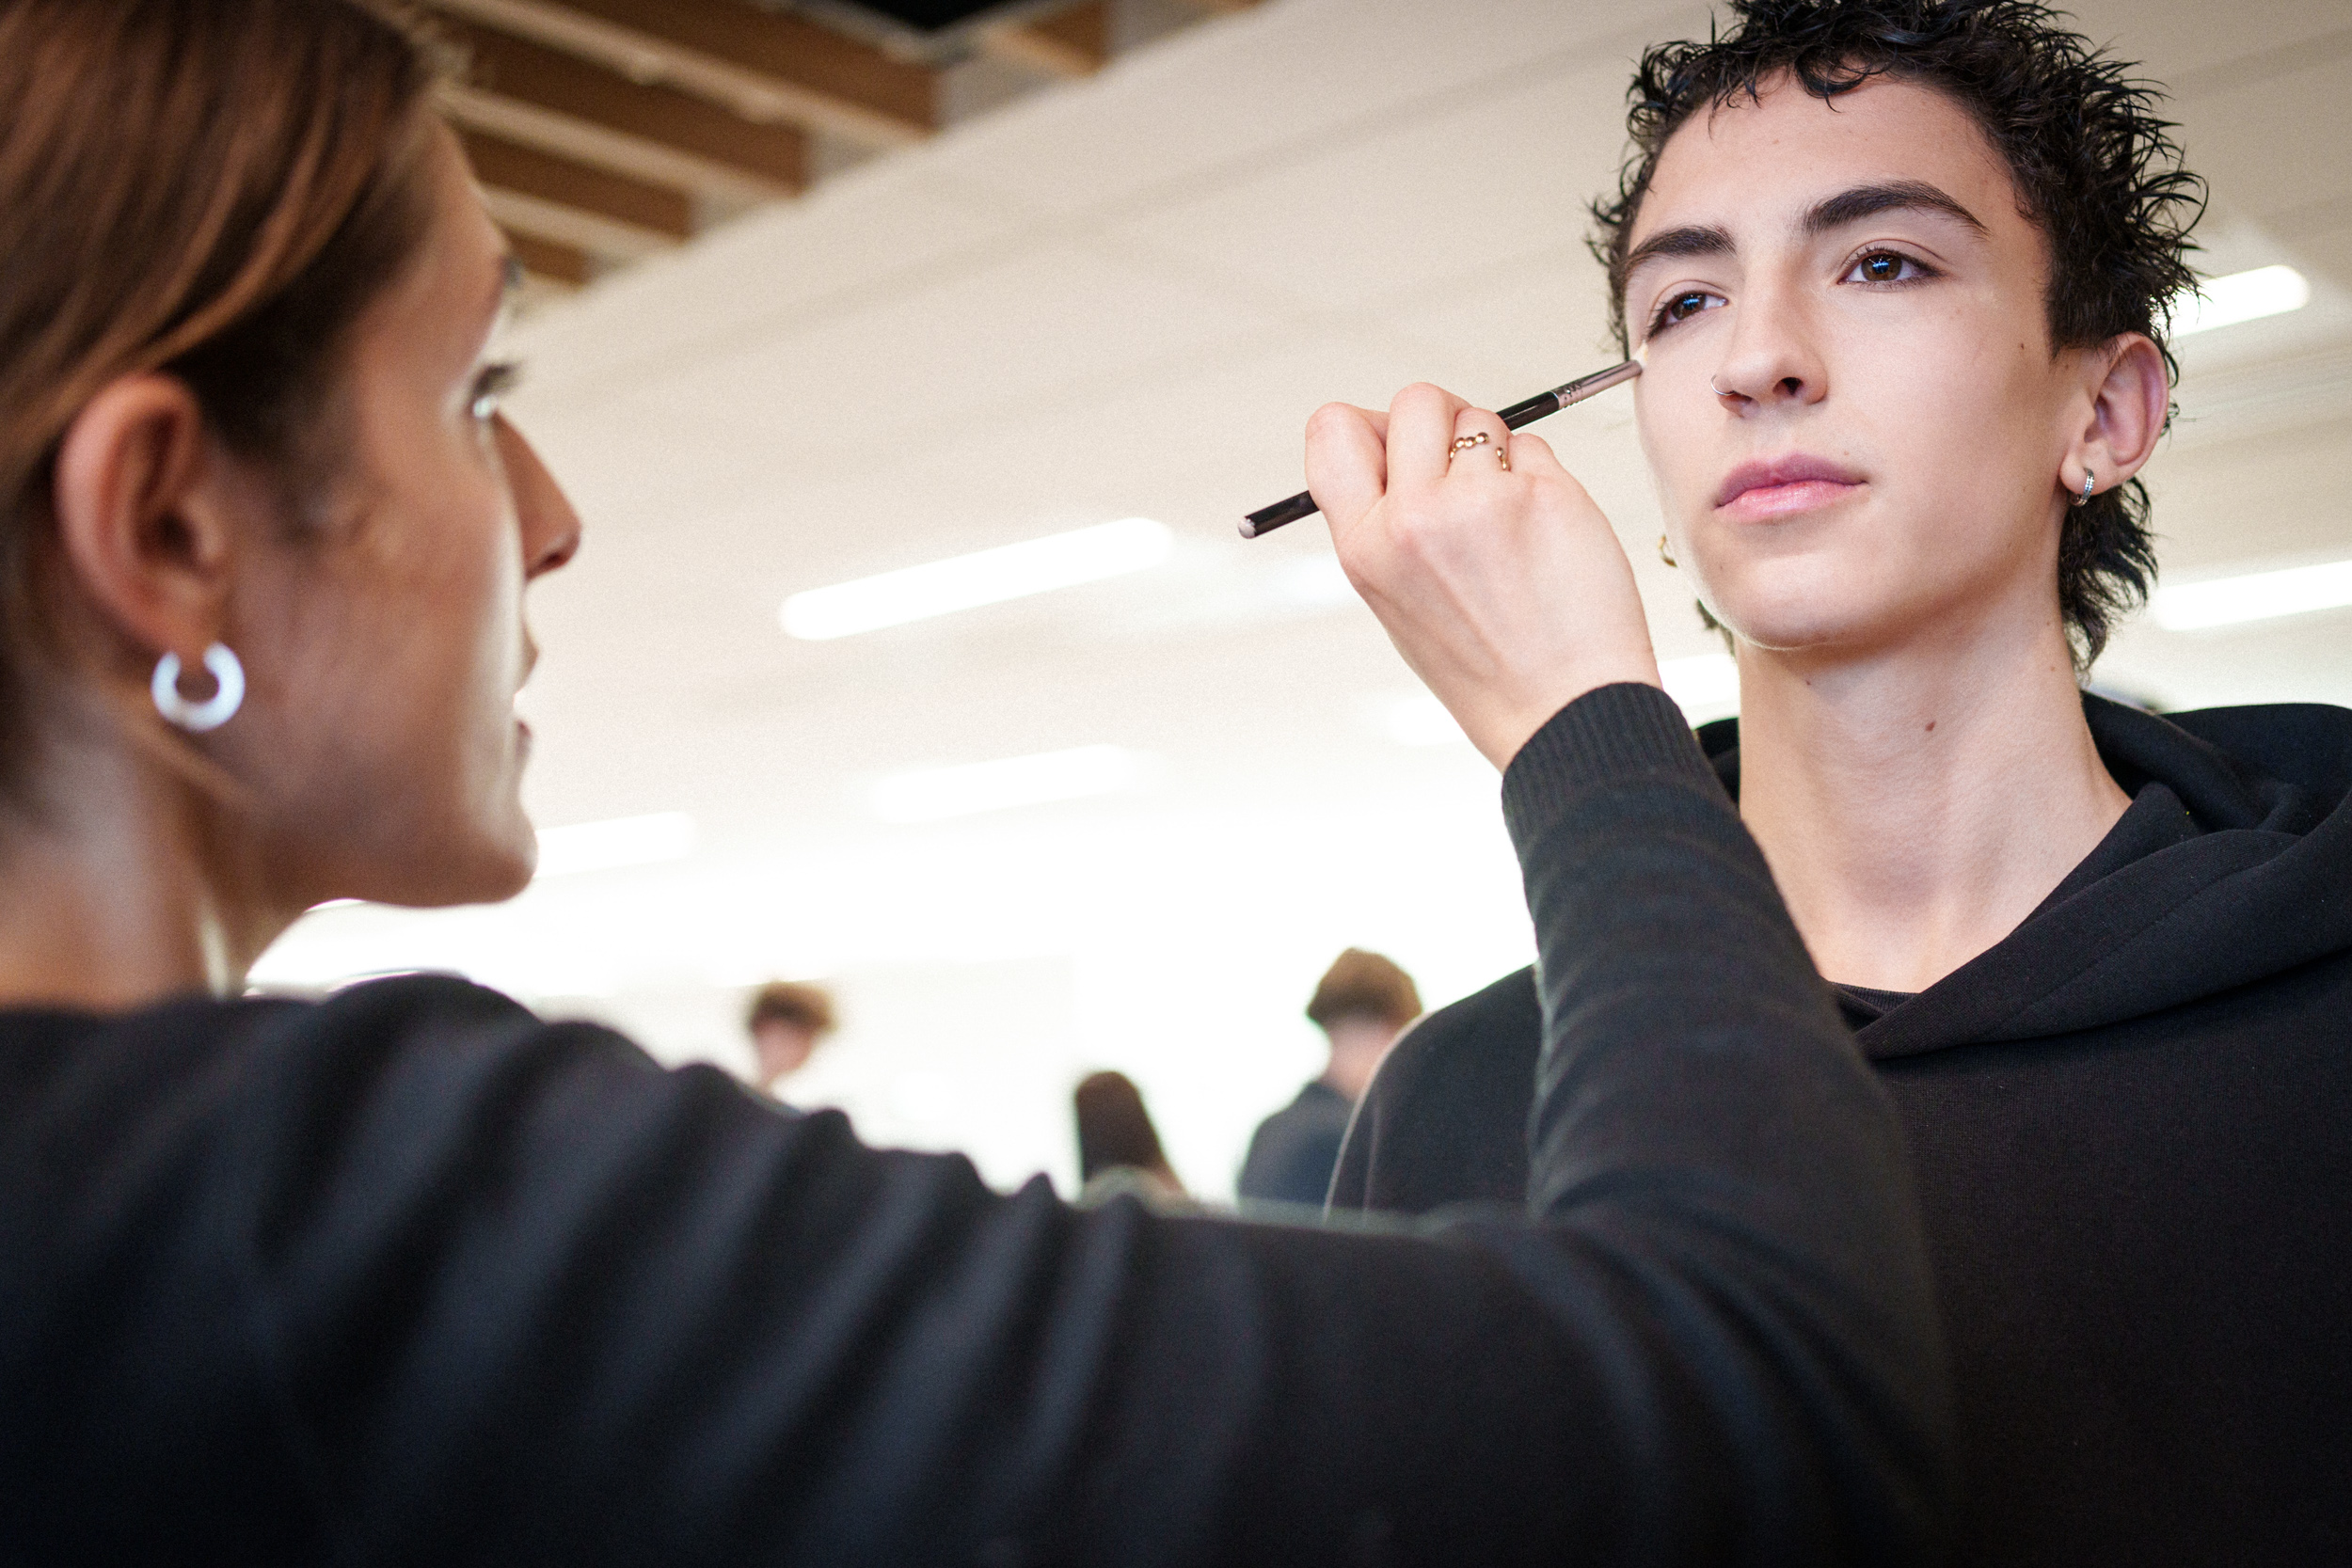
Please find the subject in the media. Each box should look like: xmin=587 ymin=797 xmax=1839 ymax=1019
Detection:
xmin=1501 ymin=683 xmax=1720 ymax=853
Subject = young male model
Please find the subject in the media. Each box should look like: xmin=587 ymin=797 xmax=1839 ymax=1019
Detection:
xmin=1326 ymin=4 xmax=2352 ymax=1562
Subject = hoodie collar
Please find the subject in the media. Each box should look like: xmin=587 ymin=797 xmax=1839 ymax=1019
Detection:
xmin=1702 ymin=696 xmax=2352 ymax=1058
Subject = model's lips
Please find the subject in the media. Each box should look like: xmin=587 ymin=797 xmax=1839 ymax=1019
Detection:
xmin=1714 ymin=454 xmax=1866 ymax=518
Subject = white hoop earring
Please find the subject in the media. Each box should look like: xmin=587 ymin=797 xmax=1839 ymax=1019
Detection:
xmin=151 ymin=644 xmax=245 ymax=733
xmin=2072 ymin=468 xmax=2096 ymax=508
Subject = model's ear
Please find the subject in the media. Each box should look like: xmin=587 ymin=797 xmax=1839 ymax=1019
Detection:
xmin=2068 ymin=334 xmax=2169 ymax=494
xmin=50 ymin=373 xmax=236 ymax=673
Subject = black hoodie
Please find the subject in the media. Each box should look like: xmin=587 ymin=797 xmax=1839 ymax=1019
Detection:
xmin=1332 ymin=694 xmax=2352 ymax=1566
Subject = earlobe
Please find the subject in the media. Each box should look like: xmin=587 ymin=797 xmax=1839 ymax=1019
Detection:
xmin=49 ymin=373 xmax=232 ymax=665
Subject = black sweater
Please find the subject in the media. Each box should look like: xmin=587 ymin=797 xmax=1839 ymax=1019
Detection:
xmin=1334 ymin=693 xmax=2352 ymax=1566
xmin=0 ymin=687 xmax=1950 ymax=1567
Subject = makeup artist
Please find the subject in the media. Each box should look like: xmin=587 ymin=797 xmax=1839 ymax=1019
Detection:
xmin=0 ymin=2 xmax=1950 ymax=1562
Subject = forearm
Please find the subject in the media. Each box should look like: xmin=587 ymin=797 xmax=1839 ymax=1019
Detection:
xmin=1500 ymin=683 xmax=1952 ymax=1560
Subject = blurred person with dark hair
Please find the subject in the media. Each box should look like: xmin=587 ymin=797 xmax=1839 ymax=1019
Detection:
xmin=1236 ymin=950 xmax=1420 ymax=1208
xmin=1072 ymin=1069 xmax=1184 ymax=1203
xmin=744 ymin=979 xmax=835 ymax=1091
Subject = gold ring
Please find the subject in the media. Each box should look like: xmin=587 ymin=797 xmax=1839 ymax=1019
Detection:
xmin=1449 ymin=432 xmax=1489 ymax=453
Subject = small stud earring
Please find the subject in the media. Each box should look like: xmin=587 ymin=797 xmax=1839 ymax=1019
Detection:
xmin=1658 ymin=534 xmax=1677 ymax=568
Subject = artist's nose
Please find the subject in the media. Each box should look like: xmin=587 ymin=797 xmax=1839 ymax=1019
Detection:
xmin=1709 ymin=286 xmax=1826 ymax=412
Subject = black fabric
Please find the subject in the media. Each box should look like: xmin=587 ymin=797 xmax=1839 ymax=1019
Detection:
xmin=1332 ymin=693 xmax=2352 ymax=1566
xmin=1235 ymin=1079 xmax=1353 ymax=1207
xmin=0 ymin=684 xmax=1950 ymax=1567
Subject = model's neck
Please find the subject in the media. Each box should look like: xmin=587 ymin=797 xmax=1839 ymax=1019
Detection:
xmin=1735 ymin=607 xmax=2129 ymax=995
xmin=0 ymin=743 xmax=291 ymax=1012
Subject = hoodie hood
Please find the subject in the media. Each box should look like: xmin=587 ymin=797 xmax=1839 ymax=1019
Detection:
xmin=1697 ymin=695 xmax=2352 ymax=1059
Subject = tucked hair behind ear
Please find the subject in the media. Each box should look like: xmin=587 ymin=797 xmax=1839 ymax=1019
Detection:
xmin=0 ymin=0 xmax=444 ymax=806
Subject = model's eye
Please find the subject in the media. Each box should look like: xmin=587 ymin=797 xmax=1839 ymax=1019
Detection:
xmin=469 ymin=361 xmax=521 ymax=425
xmin=1647 ymin=289 xmax=1725 ymax=338
xmin=1846 ymin=250 xmax=1928 ymax=285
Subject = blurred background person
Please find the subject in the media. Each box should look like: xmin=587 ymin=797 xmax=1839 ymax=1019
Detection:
xmin=744 ymin=979 xmax=836 ymax=1092
xmin=1237 ymin=949 xmax=1420 ymax=1208
xmin=1071 ymin=1069 xmax=1185 ymax=1204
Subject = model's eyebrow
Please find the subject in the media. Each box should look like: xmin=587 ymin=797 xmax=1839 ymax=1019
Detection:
xmin=1803 ymin=180 xmax=1985 ymax=236
xmin=1621 ymin=223 xmax=1735 ymax=280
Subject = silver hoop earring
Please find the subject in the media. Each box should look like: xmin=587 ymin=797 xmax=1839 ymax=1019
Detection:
xmin=2072 ymin=468 xmax=2096 ymax=508
xmin=151 ymin=644 xmax=245 ymax=733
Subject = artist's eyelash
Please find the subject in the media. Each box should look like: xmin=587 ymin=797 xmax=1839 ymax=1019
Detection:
xmin=469 ymin=360 xmax=523 ymax=423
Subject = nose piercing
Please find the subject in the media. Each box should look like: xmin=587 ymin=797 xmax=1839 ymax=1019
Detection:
xmin=2073 ymin=468 xmax=2096 ymax=507
xmin=1709 ymin=376 xmax=1729 ymax=398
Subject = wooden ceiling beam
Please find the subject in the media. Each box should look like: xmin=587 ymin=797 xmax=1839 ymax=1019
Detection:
xmin=501 ymin=228 xmax=594 ymax=287
xmin=435 ymin=18 xmax=803 ymax=201
xmin=480 ymin=186 xmax=678 ymax=261
xmin=459 ymin=129 xmax=693 ymax=241
xmin=980 ymin=2 xmax=1109 ymax=79
xmin=423 ymin=0 xmax=934 ymax=149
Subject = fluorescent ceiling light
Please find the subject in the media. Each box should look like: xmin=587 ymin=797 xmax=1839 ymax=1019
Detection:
xmin=2170 ymin=264 xmax=2310 ymax=338
xmin=534 ymin=811 xmax=697 ymax=878
xmin=2150 ymin=558 xmax=2352 ymax=631
xmin=874 ymin=745 xmax=1141 ymax=823
xmin=782 ymin=518 xmax=1172 ymax=640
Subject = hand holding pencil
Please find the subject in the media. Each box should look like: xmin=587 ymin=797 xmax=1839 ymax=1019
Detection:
xmin=1303 ymin=381 xmax=1662 ymax=771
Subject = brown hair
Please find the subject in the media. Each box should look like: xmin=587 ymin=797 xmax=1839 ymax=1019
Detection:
xmin=745 ymin=981 xmax=837 ymax=1038
xmin=0 ymin=0 xmax=445 ymax=803
xmin=1305 ymin=949 xmax=1421 ymax=1031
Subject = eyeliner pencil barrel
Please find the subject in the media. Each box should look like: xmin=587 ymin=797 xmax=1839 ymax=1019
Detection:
xmin=1237 ymin=358 xmax=1643 ymax=539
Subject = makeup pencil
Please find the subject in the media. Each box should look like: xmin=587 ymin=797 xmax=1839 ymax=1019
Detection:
xmin=1237 ymin=356 xmax=1645 ymax=539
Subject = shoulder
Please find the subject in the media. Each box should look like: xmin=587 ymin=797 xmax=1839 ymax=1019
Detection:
xmin=1327 ymin=967 xmax=1542 ymax=1216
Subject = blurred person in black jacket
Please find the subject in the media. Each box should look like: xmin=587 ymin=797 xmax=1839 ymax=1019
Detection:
xmin=1236 ymin=948 xmax=1419 ymax=1208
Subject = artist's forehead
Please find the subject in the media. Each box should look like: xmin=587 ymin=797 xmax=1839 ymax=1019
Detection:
xmin=1630 ymin=74 xmax=2019 ymax=243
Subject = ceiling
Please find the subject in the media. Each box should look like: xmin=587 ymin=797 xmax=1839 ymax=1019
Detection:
xmin=417 ymin=0 xmax=1247 ymax=288
xmin=262 ymin=0 xmax=2352 ymax=1196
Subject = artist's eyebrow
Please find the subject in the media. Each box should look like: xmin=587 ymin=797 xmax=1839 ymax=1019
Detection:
xmin=1803 ymin=179 xmax=1985 ymax=236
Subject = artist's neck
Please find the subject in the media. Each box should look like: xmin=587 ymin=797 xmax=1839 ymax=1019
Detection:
xmin=1734 ymin=599 xmax=2129 ymax=995
xmin=0 ymin=741 xmax=291 ymax=1013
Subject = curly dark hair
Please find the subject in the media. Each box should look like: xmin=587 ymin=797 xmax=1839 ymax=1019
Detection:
xmin=1590 ymin=0 xmax=2205 ymax=669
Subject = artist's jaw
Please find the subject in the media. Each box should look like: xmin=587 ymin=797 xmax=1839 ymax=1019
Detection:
xmin=1624 ymin=73 xmax=2079 ymax=663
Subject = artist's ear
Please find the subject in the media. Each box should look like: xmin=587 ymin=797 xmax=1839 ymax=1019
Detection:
xmin=50 ymin=374 xmax=238 ymax=670
xmin=2068 ymin=334 xmax=2169 ymax=491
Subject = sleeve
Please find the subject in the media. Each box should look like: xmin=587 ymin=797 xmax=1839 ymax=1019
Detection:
xmin=217 ymin=685 xmax=1950 ymax=1568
